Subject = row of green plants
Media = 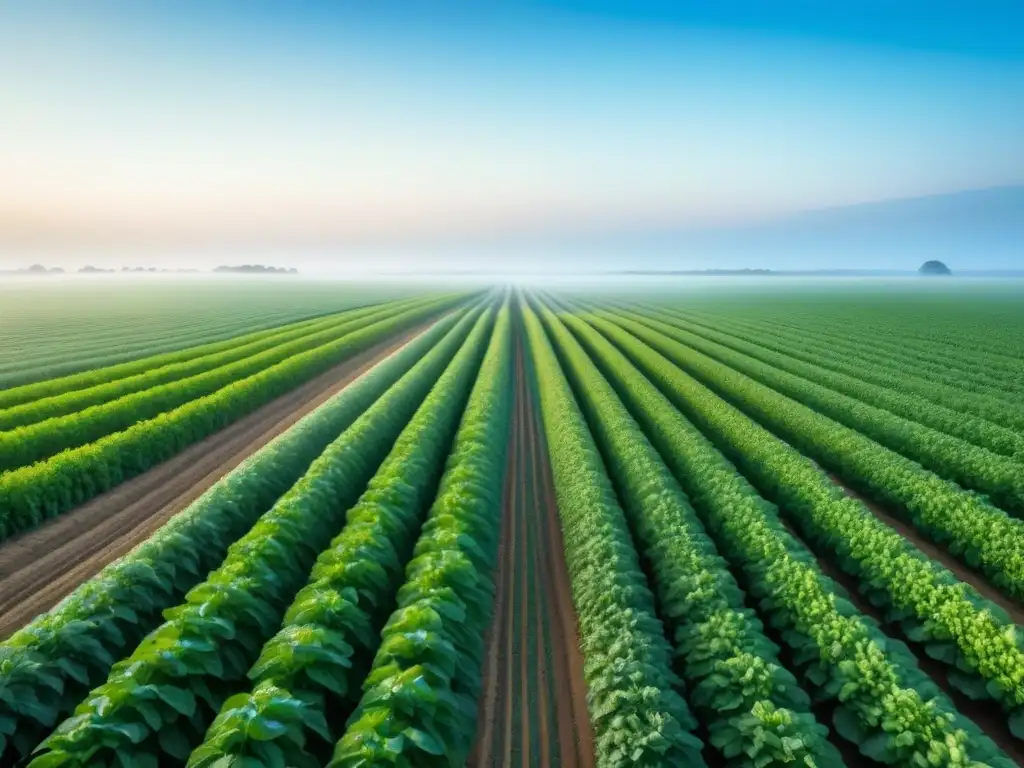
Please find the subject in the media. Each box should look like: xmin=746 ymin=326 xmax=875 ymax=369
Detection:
xmin=189 ymin=307 xmax=511 ymax=768
xmin=0 ymin=297 xmax=428 ymax=431
xmin=0 ymin=296 xmax=463 ymax=542
xmin=325 ymin=302 xmax=512 ymax=767
xmin=0 ymin=287 xmax=414 ymax=391
xmin=673 ymin=304 xmax=1024 ymax=392
xmin=617 ymin=307 xmax=1024 ymax=511
xmin=522 ymin=300 xmax=706 ymax=768
xmin=667 ymin=307 xmax=1024 ymax=414
xmin=0 ymin=307 xmax=471 ymax=764
xmin=27 ymin=307 xmax=495 ymax=767
xmin=0 ymin=310 xmax=343 ymax=410
xmin=0 ymin=313 xmax=340 ymax=392
xmin=0 ymin=296 xmax=442 ymax=472
xmin=673 ymin=298 xmax=1024 ymax=380
xmin=536 ymin=300 xmax=842 ymax=768
xmin=563 ymin=307 xmax=1016 ymax=768
xmin=598 ymin=309 xmax=1024 ymax=604
xmin=587 ymin=312 xmax=1024 ymax=746
xmin=635 ymin=305 xmax=1024 ymax=461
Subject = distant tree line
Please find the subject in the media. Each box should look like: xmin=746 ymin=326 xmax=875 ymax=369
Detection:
xmin=213 ymin=265 xmax=299 ymax=274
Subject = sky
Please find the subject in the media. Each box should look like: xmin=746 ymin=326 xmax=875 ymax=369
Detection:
xmin=1 ymin=1 xmax=1023 ymax=272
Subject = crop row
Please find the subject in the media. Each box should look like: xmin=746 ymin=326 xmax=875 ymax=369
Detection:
xmin=0 ymin=296 xmax=430 ymax=431
xmin=673 ymin=298 xmax=1024 ymax=377
xmin=0 ymin=304 xmax=478 ymax=763
xmin=0 ymin=311 xmax=332 ymax=410
xmin=0 ymin=295 xmax=465 ymax=542
xmin=635 ymin=305 xmax=1024 ymax=460
xmin=667 ymin=307 xmax=1024 ymax=407
xmin=189 ymin=305 xmax=510 ymax=768
xmin=559 ymin=304 xmax=1016 ymax=768
xmin=585 ymin=311 xmax=1024 ymax=743
xmin=611 ymin=307 xmax=1024 ymax=516
xmin=595 ymin=308 xmax=1024 ymax=604
xmin=27 ymin=306 xmax=496 ymax=766
xmin=522 ymin=299 xmax=704 ymax=768
xmin=0 ymin=285 xmax=419 ymax=388
xmin=0 ymin=308 xmax=350 ymax=391
xmin=0 ymin=296 xmax=443 ymax=472
xmin=327 ymin=301 xmax=513 ymax=767
xmin=534 ymin=299 xmax=842 ymax=768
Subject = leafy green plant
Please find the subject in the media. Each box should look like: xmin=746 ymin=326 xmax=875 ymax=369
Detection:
xmin=25 ymin=306 xmax=492 ymax=767
xmin=0 ymin=296 xmax=448 ymax=472
xmin=517 ymin=299 xmax=706 ymax=768
xmin=328 ymin=302 xmax=512 ymax=767
xmin=594 ymin=310 xmax=1024 ymax=722
xmin=0 ymin=305 xmax=473 ymax=765
xmin=0 ymin=295 xmax=464 ymax=541
xmin=188 ymin=306 xmax=502 ymax=768
xmin=619 ymin=306 xmax=1024 ymax=515
xmin=0 ymin=296 xmax=431 ymax=431
xmin=537 ymin=300 xmax=841 ymax=768
xmin=573 ymin=309 xmax=1016 ymax=768
xmin=631 ymin=304 xmax=1024 ymax=461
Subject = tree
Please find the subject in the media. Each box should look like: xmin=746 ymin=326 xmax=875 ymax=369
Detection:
xmin=919 ymin=260 xmax=951 ymax=275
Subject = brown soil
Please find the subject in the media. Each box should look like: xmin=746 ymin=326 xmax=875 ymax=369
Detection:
xmin=0 ymin=322 xmax=434 ymax=639
xmin=471 ymin=331 xmax=595 ymax=768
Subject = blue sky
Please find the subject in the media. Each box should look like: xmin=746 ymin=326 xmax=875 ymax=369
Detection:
xmin=1 ymin=2 xmax=1022 ymax=270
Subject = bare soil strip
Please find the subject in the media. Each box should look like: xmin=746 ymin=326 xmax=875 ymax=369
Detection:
xmin=0 ymin=323 xmax=432 ymax=639
xmin=471 ymin=331 xmax=595 ymax=768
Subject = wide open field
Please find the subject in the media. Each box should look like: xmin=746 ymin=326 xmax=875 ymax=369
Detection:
xmin=2 ymin=280 xmax=1024 ymax=768
xmin=0 ymin=277 xmax=432 ymax=387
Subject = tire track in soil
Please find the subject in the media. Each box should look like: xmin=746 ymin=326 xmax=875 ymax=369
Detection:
xmin=0 ymin=320 xmax=438 ymax=639
xmin=471 ymin=330 xmax=596 ymax=768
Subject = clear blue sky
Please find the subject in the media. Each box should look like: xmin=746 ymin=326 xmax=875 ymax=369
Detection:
xmin=1 ymin=1 xmax=1022 ymax=270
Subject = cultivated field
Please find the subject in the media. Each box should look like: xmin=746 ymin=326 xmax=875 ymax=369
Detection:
xmin=1 ymin=282 xmax=1023 ymax=768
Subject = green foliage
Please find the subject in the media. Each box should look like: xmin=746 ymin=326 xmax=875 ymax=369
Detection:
xmin=620 ymin=307 xmax=1024 ymax=514
xmin=25 ymin=306 xmax=491 ymax=767
xmin=0 ymin=297 xmax=430 ymax=431
xmin=0 ymin=280 xmax=438 ymax=390
xmin=328 ymin=302 xmax=512 ymax=768
xmin=595 ymin=310 xmax=1024 ymax=722
xmin=537 ymin=301 xmax=841 ymax=768
xmin=0 ymin=296 xmax=463 ymax=542
xmin=568 ymin=310 xmax=1015 ymax=768
xmin=0 ymin=307 xmax=470 ymax=764
xmin=0 ymin=296 xmax=446 ymax=471
xmin=519 ymin=299 xmax=706 ymax=768
xmin=654 ymin=303 xmax=1024 ymax=433
xmin=188 ymin=307 xmax=501 ymax=768
xmin=634 ymin=305 xmax=1024 ymax=461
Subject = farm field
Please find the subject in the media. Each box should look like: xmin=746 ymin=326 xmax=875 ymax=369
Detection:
xmin=1 ymin=281 xmax=1024 ymax=767
xmin=0 ymin=279 xmax=435 ymax=388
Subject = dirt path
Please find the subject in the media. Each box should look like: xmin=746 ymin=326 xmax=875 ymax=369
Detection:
xmin=0 ymin=322 xmax=434 ymax=639
xmin=471 ymin=332 xmax=595 ymax=768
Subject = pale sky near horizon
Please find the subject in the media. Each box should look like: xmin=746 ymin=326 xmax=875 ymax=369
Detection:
xmin=2 ymin=2 xmax=1023 ymax=270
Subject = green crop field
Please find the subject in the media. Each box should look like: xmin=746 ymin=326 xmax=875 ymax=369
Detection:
xmin=1 ymin=282 xmax=1023 ymax=768
xmin=0 ymin=279 xmax=432 ymax=388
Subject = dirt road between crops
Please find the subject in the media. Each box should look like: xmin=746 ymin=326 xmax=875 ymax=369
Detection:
xmin=0 ymin=320 xmax=437 ymax=639
xmin=471 ymin=332 xmax=595 ymax=768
